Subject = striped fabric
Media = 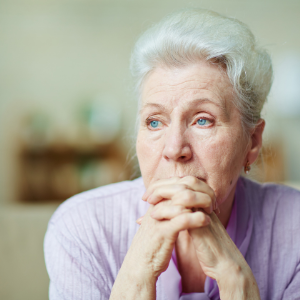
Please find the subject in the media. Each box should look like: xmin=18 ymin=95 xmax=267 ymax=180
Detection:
xmin=44 ymin=177 xmax=300 ymax=300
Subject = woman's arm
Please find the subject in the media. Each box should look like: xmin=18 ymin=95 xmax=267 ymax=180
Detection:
xmin=191 ymin=212 xmax=260 ymax=300
xmin=217 ymin=263 xmax=260 ymax=300
xmin=109 ymin=180 xmax=212 ymax=299
xmin=109 ymin=259 xmax=156 ymax=300
xmin=146 ymin=176 xmax=261 ymax=300
xmin=109 ymin=208 xmax=159 ymax=300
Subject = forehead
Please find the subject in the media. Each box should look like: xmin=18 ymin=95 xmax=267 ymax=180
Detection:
xmin=140 ymin=61 xmax=234 ymax=112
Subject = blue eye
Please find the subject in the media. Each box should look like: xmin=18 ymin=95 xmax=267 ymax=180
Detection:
xmin=150 ymin=120 xmax=160 ymax=128
xmin=197 ymin=118 xmax=207 ymax=126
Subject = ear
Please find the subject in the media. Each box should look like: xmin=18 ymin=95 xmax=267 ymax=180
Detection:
xmin=246 ymin=119 xmax=265 ymax=165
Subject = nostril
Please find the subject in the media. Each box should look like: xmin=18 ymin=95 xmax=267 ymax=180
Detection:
xmin=162 ymin=141 xmax=192 ymax=162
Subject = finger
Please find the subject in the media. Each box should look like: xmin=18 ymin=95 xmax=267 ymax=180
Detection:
xmin=147 ymin=184 xmax=190 ymax=204
xmin=170 ymin=211 xmax=211 ymax=233
xmin=172 ymin=189 xmax=213 ymax=214
xmin=144 ymin=176 xmax=217 ymax=212
xmin=179 ymin=176 xmax=216 ymax=206
xmin=136 ymin=216 xmax=144 ymax=225
xmin=142 ymin=177 xmax=181 ymax=201
xmin=214 ymin=205 xmax=221 ymax=215
xmin=151 ymin=205 xmax=192 ymax=220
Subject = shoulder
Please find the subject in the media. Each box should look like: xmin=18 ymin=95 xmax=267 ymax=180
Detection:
xmin=241 ymin=176 xmax=300 ymax=257
xmin=48 ymin=177 xmax=146 ymax=226
xmin=241 ymin=176 xmax=300 ymax=214
xmin=45 ymin=177 xmax=148 ymax=258
xmin=240 ymin=177 xmax=300 ymax=229
xmin=240 ymin=178 xmax=300 ymax=298
xmin=44 ymin=179 xmax=147 ymax=297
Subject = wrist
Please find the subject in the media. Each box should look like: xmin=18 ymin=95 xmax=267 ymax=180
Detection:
xmin=217 ymin=263 xmax=260 ymax=300
xmin=120 ymin=257 xmax=157 ymax=287
xmin=110 ymin=259 xmax=157 ymax=300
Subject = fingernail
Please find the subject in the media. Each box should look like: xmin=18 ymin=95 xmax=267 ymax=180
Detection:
xmin=215 ymin=207 xmax=221 ymax=215
xmin=136 ymin=217 xmax=143 ymax=224
xmin=214 ymin=198 xmax=218 ymax=210
xmin=205 ymin=215 xmax=211 ymax=224
xmin=142 ymin=192 xmax=147 ymax=201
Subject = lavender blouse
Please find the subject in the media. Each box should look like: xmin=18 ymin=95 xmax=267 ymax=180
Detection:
xmin=44 ymin=177 xmax=300 ymax=299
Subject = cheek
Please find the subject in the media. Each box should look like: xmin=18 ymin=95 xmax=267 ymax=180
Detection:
xmin=201 ymin=130 xmax=245 ymax=167
xmin=136 ymin=132 xmax=162 ymax=181
xmin=194 ymin=135 xmax=234 ymax=167
xmin=136 ymin=133 xmax=159 ymax=162
xmin=194 ymin=132 xmax=246 ymax=198
xmin=136 ymin=134 xmax=147 ymax=168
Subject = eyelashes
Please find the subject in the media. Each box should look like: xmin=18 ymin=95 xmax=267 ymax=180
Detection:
xmin=196 ymin=118 xmax=213 ymax=127
xmin=144 ymin=117 xmax=164 ymax=131
xmin=145 ymin=115 xmax=214 ymax=130
xmin=148 ymin=120 xmax=163 ymax=129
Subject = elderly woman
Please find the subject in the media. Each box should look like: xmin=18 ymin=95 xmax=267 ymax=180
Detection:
xmin=44 ymin=9 xmax=300 ymax=300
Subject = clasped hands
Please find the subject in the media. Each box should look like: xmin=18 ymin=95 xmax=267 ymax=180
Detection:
xmin=133 ymin=176 xmax=253 ymax=291
xmin=112 ymin=176 xmax=260 ymax=300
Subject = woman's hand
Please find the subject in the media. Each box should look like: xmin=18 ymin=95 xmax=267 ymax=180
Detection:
xmin=143 ymin=176 xmax=218 ymax=216
xmin=189 ymin=213 xmax=260 ymax=299
xmin=134 ymin=176 xmax=217 ymax=278
xmin=109 ymin=176 xmax=212 ymax=300
xmin=142 ymin=176 xmax=260 ymax=300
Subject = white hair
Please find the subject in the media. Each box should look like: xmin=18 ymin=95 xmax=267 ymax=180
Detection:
xmin=130 ymin=8 xmax=273 ymax=133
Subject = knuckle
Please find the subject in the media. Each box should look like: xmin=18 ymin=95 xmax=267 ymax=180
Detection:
xmin=182 ymin=190 xmax=195 ymax=206
xmin=181 ymin=214 xmax=190 ymax=227
xmin=156 ymin=200 xmax=166 ymax=209
xmin=208 ymin=187 xmax=216 ymax=200
xmin=148 ymin=181 xmax=160 ymax=191
xmin=178 ymin=206 xmax=189 ymax=214
xmin=203 ymin=194 xmax=212 ymax=207
xmin=155 ymin=186 xmax=164 ymax=195
xmin=174 ymin=205 xmax=184 ymax=213
xmin=185 ymin=189 xmax=194 ymax=197
xmin=183 ymin=175 xmax=198 ymax=185
xmin=179 ymin=184 xmax=188 ymax=192
xmin=150 ymin=189 xmax=158 ymax=199
xmin=196 ymin=212 xmax=208 ymax=224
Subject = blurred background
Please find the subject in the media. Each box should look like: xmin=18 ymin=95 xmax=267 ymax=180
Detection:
xmin=0 ymin=0 xmax=300 ymax=299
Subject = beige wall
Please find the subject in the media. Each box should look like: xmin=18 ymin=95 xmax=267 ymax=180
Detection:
xmin=0 ymin=204 xmax=57 ymax=300
xmin=0 ymin=1 xmax=300 ymax=299
xmin=0 ymin=0 xmax=300 ymax=205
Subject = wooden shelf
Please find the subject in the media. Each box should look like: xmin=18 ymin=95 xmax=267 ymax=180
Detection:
xmin=18 ymin=143 xmax=132 ymax=203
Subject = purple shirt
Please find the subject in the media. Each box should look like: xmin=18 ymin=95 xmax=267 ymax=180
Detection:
xmin=44 ymin=177 xmax=300 ymax=299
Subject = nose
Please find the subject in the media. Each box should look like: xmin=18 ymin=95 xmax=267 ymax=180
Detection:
xmin=162 ymin=124 xmax=192 ymax=162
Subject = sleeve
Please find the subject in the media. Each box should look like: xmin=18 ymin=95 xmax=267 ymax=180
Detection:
xmin=44 ymin=221 xmax=112 ymax=300
xmin=282 ymin=262 xmax=300 ymax=300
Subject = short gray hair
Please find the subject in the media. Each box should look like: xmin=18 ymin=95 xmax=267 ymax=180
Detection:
xmin=130 ymin=9 xmax=273 ymax=133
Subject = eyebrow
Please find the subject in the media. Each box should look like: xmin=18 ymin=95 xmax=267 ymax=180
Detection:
xmin=140 ymin=98 xmax=227 ymax=115
xmin=188 ymin=98 xmax=226 ymax=111
xmin=139 ymin=103 xmax=168 ymax=114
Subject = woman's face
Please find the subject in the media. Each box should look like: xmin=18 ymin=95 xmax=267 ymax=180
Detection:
xmin=136 ymin=61 xmax=250 ymax=206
